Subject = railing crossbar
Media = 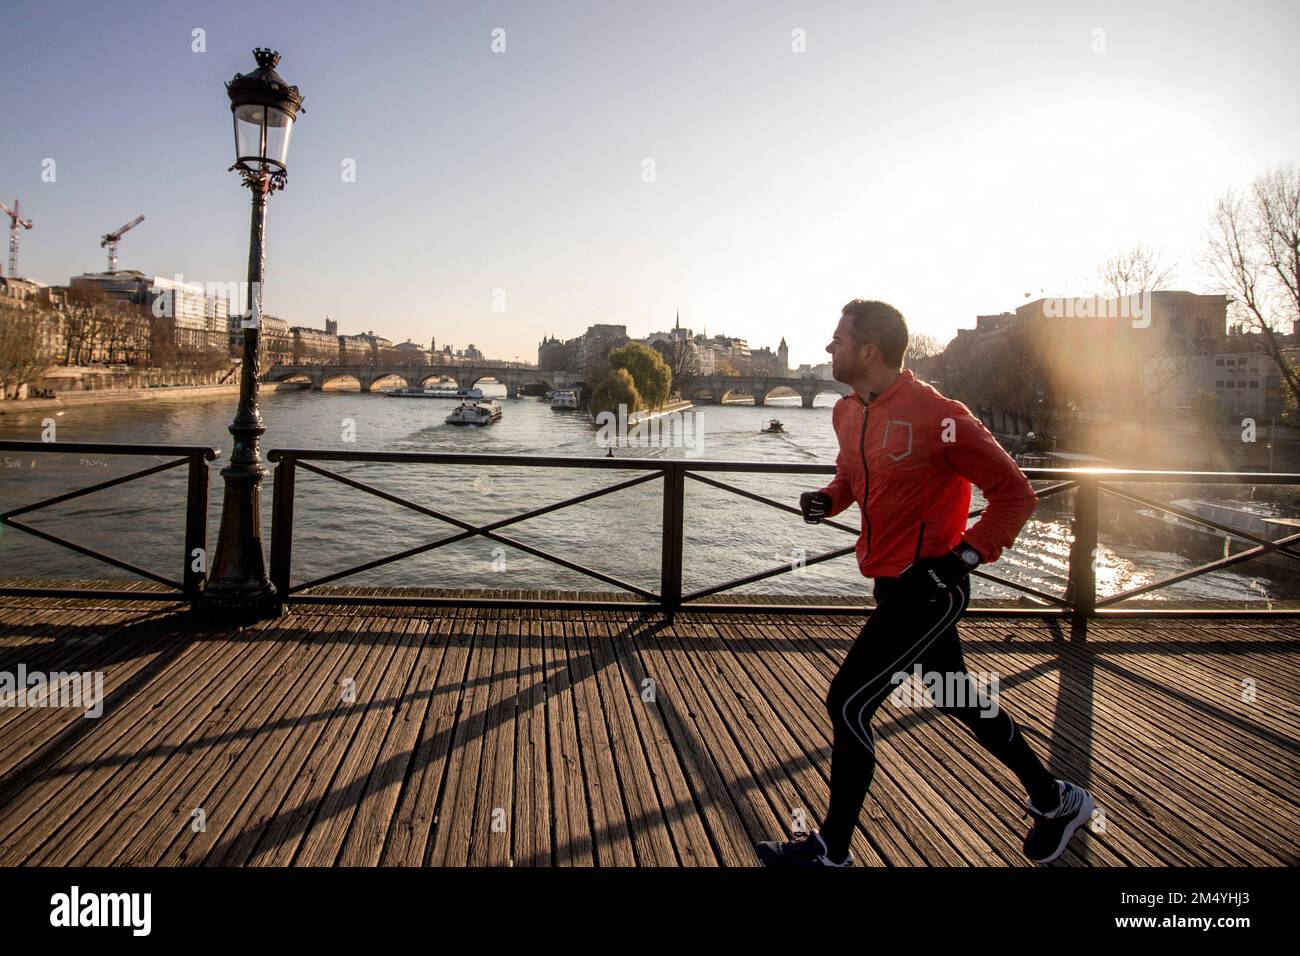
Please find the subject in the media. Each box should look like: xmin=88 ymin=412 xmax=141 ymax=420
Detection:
xmin=3 ymin=518 xmax=182 ymax=590
xmin=684 ymin=470 xmax=860 ymax=535
xmin=1102 ymin=483 xmax=1300 ymax=562
xmin=969 ymin=568 xmax=1069 ymax=607
xmin=1 ymin=457 xmax=187 ymax=521
xmin=1096 ymin=527 xmax=1300 ymax=607
xmin=291 ymin=459 xmax=660 ymax=598
xmin=681 ymin=544 xmax=858 ymax=603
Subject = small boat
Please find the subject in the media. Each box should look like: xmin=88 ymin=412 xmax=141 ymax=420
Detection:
xmin=446 ymin=399 xmax=502 ymax=426
xmin=760 ymin=419 xmax=785 ymax=434
xmin=384 ymin=385 xmax=483 ymax=399
xmin=551 ymin=389 xmax=580 ymax=410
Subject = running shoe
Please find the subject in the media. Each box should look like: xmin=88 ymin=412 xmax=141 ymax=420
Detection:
xmin=1023 ymin=780 xmax=1096 ymax=864
xmin=755 ymin=831 xmax=853 ymax=867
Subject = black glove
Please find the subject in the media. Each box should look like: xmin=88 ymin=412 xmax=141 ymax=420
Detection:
xmin=799 ymin=491 xmax=832 ymax=524
xmin=898 ymin=548 xmax=974 ymax=602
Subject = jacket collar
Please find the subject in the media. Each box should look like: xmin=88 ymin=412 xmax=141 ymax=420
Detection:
xmin=855 ymin=369 xmax=913 ymax=407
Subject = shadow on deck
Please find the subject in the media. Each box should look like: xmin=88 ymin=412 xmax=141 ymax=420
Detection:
xmin=0 ymin=584 xmax=1296 ymax=867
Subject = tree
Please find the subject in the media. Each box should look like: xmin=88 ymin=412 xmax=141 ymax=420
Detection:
xmin=590 ymin=366 xmax=641 ymax=418
xmin=1092 ymin=241 xmax=1186 ymax=415
xmin=1206 ymin=164 xmax=1300 ymax=413
xmin=0 ymin=303 xmax=54 ymax=398
xmin=608 ymin=341 xmax=671 ymax=409
xmin=61 ymin=289 xmax=108 ymax=365
xmin=650 ymin=337 xmax=698 ymax=394
xmin=1097 ymin=241 xmax=1175 ymax=298
xmin=907 ymin=333 xmax=942 ymax=364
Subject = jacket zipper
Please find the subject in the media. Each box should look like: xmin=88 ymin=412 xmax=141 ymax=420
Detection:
xmin=858 ymin=397 xmax=871 ymax=555
xmin=914 ymin=521 xmax=926 ymax=561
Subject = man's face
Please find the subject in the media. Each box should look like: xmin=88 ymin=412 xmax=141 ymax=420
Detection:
xmin=826 ymin=314 xmax=872 ymax=383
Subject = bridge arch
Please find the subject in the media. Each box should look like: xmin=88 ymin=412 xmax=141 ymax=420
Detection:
xmin=319 ymin=373 xmax=363 ymax=391
xmin=416 ymin=373 xmax=460 ymax=388
xmin=367 ymin=373 xmax=409 ymax=392
xmin=719 ymin=387 xmax=756 ymax=405
xmin=760 ymin=384 xmax=802 ymax=405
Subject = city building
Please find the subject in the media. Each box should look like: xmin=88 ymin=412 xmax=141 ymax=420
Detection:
xmin=290 ymin=326 xmax=338 ymax=364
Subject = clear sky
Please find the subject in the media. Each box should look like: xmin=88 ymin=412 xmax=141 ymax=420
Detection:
xmin=3 ymin=0 xmax=1297 ymax=365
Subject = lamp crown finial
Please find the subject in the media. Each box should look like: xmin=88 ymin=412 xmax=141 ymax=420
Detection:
xmin=253 ymin=48 xmax=281 ymax=69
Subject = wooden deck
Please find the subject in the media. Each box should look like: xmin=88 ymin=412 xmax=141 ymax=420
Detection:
xmin=0 ymin=583 xmax=1297 ymax=867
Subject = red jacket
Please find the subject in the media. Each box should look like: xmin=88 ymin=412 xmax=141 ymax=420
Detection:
xmin=820 ymin=369 xmax=1037 ymax=578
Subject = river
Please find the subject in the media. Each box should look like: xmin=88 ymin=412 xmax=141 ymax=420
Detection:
xmin=0 ymin=385 xmax=1295 ymax=607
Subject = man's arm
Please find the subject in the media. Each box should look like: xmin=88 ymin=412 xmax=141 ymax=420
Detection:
xmin=936 ymin=402 xmax=1037 ymax=563
xmin=818 ymin=400 xmax=856 ymax=518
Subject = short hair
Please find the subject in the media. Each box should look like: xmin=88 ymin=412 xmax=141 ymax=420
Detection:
xmin=841 ymin=299 xmax=908 ymax=369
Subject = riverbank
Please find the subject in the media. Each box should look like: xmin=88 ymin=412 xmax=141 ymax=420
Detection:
xmin=0 ymin=382 xmax=307 ymax=417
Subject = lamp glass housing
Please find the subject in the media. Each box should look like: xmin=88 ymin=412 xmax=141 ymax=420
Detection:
xmin=232 ymin=102 xmax=294 ymax=172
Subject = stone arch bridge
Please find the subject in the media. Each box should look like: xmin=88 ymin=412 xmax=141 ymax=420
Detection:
xmin=265 ymin=363 xmax=852 ymax=407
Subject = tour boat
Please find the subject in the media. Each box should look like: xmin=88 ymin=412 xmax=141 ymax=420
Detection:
xmin=550 ymin=389 xmax=580 ymax=410
xmin=760 ymin=419 xmax=786 ymax=434
xmin=383 ymin=385 xmax=483 ymax=400
xmin=446 ymin=399 xmax=502 ymax=426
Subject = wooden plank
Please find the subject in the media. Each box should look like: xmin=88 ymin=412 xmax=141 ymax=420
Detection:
xmin=245 ymin=611 xmax=409 ymax=866
xmin=214 ymin=611 xmax=398 ymax=866
xmin=630 ymin=615 xmax=782 ymax=866
xmin=602 ymin=610 xmax=718 ymax=866
xmin=582 ymin=610 xmax=678 ymax=865
xmin=511 ymin=608 xmax=552 ymax=867
xmin=163 ymin=610 xmax=375 ymax=865
xmin=334 ymin=617 xmax=440 ymax=866
xmin=559 ymin=615 xmax=635 ymax=865
xmin=426 ymin=612 xmax=494 ymax=866
xmin=7 ymin=620 xmax=273 ymax=865
xmin=465 ymin=605 xmax=516 ymax=867
xmin=294 ymin=616 xmax=430 ymax=864
xmin=377 ymin=613 xmax=471 ymax=866
xmin=542 ymin=614 xmax=595 ymax=866
xmin=75 ymin=614 xmax=328 ymax=866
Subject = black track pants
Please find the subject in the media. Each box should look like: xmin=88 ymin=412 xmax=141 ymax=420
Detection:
xmin=817 ymin=575 xmax=1058 ymax=861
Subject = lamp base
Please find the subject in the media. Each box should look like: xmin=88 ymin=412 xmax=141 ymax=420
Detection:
xmin=195 ymin=580 xmax=281 ymax=626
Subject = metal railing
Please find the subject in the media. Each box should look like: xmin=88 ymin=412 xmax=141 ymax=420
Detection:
xmin=0 ymin=440 xmax=218 ymax=602
xmin=264 ymin=450 xmax=1300 ymax=619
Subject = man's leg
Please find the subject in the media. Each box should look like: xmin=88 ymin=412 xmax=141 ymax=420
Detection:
xmin=917 ymin=620 xmax=1060 ymax=813
xmin=817 ymin=579 xmax=970 ymax=863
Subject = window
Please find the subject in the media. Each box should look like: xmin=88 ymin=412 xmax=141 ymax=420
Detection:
xmin=1216 ymin=380 xmax=1224 ymax=387
xmin=1216 ymin=358 xmax=1224 ymax=366
xmin=1249 ymin=381 xmax=1259 ymax=388
xmin=1226 ymin=381 xmax=1235 ymax=387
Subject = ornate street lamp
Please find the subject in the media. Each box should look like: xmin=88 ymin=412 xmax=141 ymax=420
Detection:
xmin=200 ymin=49 xmax=304 ymax=623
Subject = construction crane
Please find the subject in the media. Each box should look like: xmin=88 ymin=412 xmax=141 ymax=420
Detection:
xmin=0 ymin=198 xmax=33 ymax=279
xmin=101 ymin=214 xmax=145 ymax=272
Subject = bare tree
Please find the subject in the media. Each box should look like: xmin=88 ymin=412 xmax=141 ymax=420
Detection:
xmin=651 ymin=337 xmax=699 ymax=394
xmin=1095 ymin=242 xmax=1192 ymax=415
xmin=1097 ymin=241 xmax=1175 ymax=298
xmin=0 ymin=304 xmax=54 ymax=398
xmin=1206 ymin=167 xmax=1300 ymax=412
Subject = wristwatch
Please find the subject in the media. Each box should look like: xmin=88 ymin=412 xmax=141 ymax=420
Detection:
xmin=954 ymin=542 xmax=982 ymax=569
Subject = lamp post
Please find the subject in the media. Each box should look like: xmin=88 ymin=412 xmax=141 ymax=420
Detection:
xmin=200 ymin=48 xmax=304 ymax=623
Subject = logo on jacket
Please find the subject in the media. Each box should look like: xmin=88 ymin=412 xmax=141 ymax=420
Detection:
xmin=882 ymin=419 xmax=913 ymax=461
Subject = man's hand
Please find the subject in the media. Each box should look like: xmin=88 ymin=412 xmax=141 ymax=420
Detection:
xmin=898 ymin=546 xmax=978 ymax=601
xmin=799 ymin=491 xmax=832 ymax=524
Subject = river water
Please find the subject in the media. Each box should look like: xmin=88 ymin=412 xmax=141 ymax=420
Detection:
xmin=0 ymin=385 xmax=1295 ymax=607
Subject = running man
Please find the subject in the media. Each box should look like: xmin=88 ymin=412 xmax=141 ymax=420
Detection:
xmin=756 ymin=299 xmax=1095 ymax=867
